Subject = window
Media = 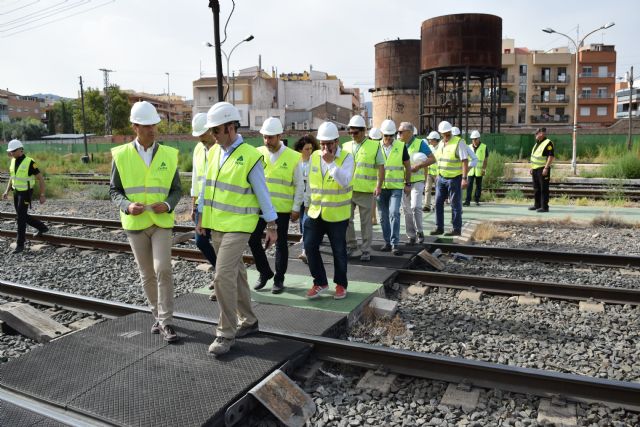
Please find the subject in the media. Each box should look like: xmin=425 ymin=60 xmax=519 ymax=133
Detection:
xmin=580 ymin=107 xmax=591 ymax=116
xmin=597 ymin=87 xmax=607 ymax=98
xmin=597 ymin=106 xmax=608 ymax=116
xmin=556 ymin=88 xmax=566 ymax=101
xmin=598 ymin=66 xmax=608 ymax=77
xmin=541 ymin=67 xmax=551 ymax=82
xmin=232 ymin=89 xmax=243 ymax=102
xmin=519 ymin=65 xmax=527 ymax=75
xmin=581 ymin=87 xmax=592 ymax=99
xmin=557 ymin=67 xmax=567 ymax=82
xmin=582 ymin=66 xmax=592 ymax=76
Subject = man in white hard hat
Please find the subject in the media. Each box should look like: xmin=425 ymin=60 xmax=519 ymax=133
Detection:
xmin=431 ymin=121 xmax=469 ymax=236
xmin=377 ymin=119 xmax=411 ymax=255
xmin=190 ymin=113 xmax=218 ymax=299
xmin=452 ymin=127 xmax=479 ymax=170
xmin=250 ymin=117 xmax=304 ymax=294
xmin=368 ymin=128 xmax=382 ymax=141
xmin=196 ymin=102 xmax=278 ymax=356
xmin=397 ymin=121 xmax=435 ymax=245
xmin=342 ymin=115 xmax=384 ymax=262
xmin=2 ymin=139 xmax=48 ymax=254
xmin=304 ymin=121 xmax=354 ymax=300
xmin=464 ymin=130 xmax=488 ymax=207
xmin=110 ymin=101 xmax=182 ymax=343
xmin=422 ymin=131 xmax=441 ymax=213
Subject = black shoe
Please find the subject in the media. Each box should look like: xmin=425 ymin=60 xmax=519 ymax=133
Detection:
xmin=272 ymin=279 xmax=285 ymax=294
xmin=408 ymin=237 xmax=416 ymax=245
xmin=417 ymin=232 xmax=425 ymax=244
xmin=429 ymin=229 xmax=444 ymax=236
xmin=536 ymin=208 xmax=549 ymax=213
xmin=34 ymin=226 xmax=49 ymax=237
xmin=380 ymin=243 xmax=392 ymax=252
xmin=151 ymin=321 xmax=161 ymax=334
xmin=12 ymin=245 xmax=24 ymax=254
xmin=444 ymin=229 xmax=462 ymax=236
xmin=392 ymin=245 xmax=401 ymax=256
xmin=422 ymin=206 xmax=431 ymax=212
xmin=253 ymin=273 xmax=274 ymax=290
xmin=475 ymin=201 xmax=480 ymax=206
xmin=528 ymin=206 xmax=539 ymax=211
xmin=462 ymin=202 xmax=470 ymax=207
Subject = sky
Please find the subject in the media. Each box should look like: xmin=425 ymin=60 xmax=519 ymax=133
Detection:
xmin=1 ymin=0 xmax=638 ymax=100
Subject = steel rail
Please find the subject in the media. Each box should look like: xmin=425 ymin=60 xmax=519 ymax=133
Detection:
xmin=427 ymin=242 xmax=640 ymax=268
xmin=2 ymin=282 xmax=639 ymax=411
xmin=393 ymin=269 xmax=640 ymax=305
xmin=0 ymin=212 xmax=304 ymax=242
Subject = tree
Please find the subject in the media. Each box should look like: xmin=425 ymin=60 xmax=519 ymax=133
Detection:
xmin=47 ymin=99 xmax=77 ymax=134
xmin=0 ymin=118 xmax=47 ymax=141
xmin=73 ymin=85 xmax=131 ymax=135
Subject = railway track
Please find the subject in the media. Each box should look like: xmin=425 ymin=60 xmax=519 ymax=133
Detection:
xmin=1 ymin=281 xmax=639 ymax=413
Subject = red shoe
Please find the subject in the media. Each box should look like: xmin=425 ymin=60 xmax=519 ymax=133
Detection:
xmin=334 ymin=285 xmax=347 ymax=300
xmin=307 ymin=284 xmax=328 ymax=299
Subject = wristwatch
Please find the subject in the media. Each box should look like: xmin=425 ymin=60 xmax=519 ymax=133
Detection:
xmin=462 ymin=176 xmax=468 ymax=180
xmin=266 ymin=224 xmax=278 ymax=230
xmin=404 ymin=182 xmax=411 ymax=186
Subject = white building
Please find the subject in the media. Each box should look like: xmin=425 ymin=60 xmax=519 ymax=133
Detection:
xmin=615 ymin=85 xmax=639 ymax=119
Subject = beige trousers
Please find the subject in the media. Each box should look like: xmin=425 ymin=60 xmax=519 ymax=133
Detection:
xmin=424 ymin=174 xmax=437 ymax=208
xmin=127 ymin=226 xmax=174 ymax=326
xmin=211 ymin=231 xmax=257 ymax=339
xmin=347 ymin=191 xmax=374 ymax=254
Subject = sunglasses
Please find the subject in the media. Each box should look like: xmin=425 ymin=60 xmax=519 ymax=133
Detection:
xmin=383 ymin=134 xmax=395 ymax=138
xmin=347 ymin=129 xmax=362 ymax=135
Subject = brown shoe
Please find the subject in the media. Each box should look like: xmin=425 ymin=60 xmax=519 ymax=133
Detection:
xmin=160 ymin=324 xmax=178 ymax=343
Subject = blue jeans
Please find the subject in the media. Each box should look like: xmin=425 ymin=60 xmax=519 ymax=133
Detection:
xmin=194 ymin=210 xmax=217 ymax=267
xmin=299 ymin=203 xmax=307 ymax=241
xmin=376 ymin=189 xmax=402 ymax=246
xmin=303 ymin=217 xmax=349 ymax=288
xmin=435 ymin=175 xmax=463 ymax=231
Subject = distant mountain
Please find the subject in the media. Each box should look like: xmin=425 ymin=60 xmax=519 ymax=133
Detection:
xmin=29 ymin=93 xmax=71 ymax=101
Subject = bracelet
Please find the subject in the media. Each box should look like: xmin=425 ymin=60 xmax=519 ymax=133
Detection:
xmin=266 ymin=224 xmax=278 ymax=230
xmin=462 ymin=177 xmax=468 ymax=180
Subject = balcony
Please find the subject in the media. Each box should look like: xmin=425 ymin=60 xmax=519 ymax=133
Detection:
xmin=531 ymin=75 xmax=570 ymax=84
xmin=578 ymin=93 xmax=614 ymax=99
xmin=531 ymin=95 xmax=570 ymax=104
xmin=530 ymin=114 xmax=570 ymax=123
xmin=468 ymin=94 xmax=515 ymax=104
xmin=499 ymin=115 xmax=515 ymax=124
xmin=579 ymin=72 xmax=615 ymax=78
xmin=500 ymin=75 xmax=515 ymax=84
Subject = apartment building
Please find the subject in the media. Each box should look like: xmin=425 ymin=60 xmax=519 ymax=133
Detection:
xmin=498 ymin=39 xmax=615 ymax=128
xmin=615 ymin=81 xmax=639 ymax=118
xmin=124 ymin=90 xmax=192 ymax=124
xmin=0 ymin=89 xmax=46 ymax=122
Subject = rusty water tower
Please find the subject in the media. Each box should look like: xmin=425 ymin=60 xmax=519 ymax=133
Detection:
xmin=419 ymin=14 xmax=503 ymax=134
xmin=371 ymin=39 xmax=421 ymax=129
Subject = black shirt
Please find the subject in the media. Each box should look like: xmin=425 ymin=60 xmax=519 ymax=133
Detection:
xmin=14 ymin=155 xmax=40 ymax=176
xmin=534 ymin=139 xmax=554 ymax=157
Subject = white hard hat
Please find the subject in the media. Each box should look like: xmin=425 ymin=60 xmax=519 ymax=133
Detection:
xmin=191 ymin=113 xmax=209 ymax=137
xmin=368 ymin=127 xmax=382 ymax=140
xmin=260 ymin=117 xmax=284 ymax=136
xmin=380 ymin=119 xmax=396 ymax=135
xmin=205 ymin=102 xmax=241 ymax=128
xmin=413 ymin=126 xmax=418 ymax=136
xmin=427 ymin=131 xmax=441 ymax=140
xmin=438 ymin=121 xmax=452 ymax=133
xmin=347 ymin=115 xmax=366 ymax=128
xmin=410 ymin=152 xmax=427 ymax=166
xmin=7 ymin=139 xmax=23 ymax=152
xmin=130 ymin=101 xmax=161 ymax=125
xmin=470 ymin=130 xmax=481 ymax=139
xmin=451 ymin=127 xmax=461 ymax=136
xmin=316 ymin=122 xmax=340 ymax=141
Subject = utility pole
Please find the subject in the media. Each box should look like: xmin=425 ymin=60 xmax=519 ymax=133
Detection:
xmin=627 ymin=66 xmax=634 ymax=151
xmin=79 ymin=76 xmax=90 ymax=163
xmin=99 ymin=68 xmax=114 ymax=135
xmin=165 ymin=72 xmax=171 ymax=134
xmin=208 ymin=0 xmax=224 ymax=102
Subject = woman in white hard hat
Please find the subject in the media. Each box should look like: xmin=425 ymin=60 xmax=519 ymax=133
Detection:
xmin=2 ymin=139 xmax=49 ymax=254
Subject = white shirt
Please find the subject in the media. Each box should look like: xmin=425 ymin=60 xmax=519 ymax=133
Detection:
xmin=304 ymin=147 xmax=354 ymax=206
xmin=134 ymin=139 xmax=156 ymax=167
xmin=463 ymin=141 xmax=479 ymax=168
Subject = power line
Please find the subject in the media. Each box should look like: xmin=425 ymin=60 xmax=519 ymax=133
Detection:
xmin=0 ymin=0 xmax=71 ymax=27
xmin=0 ymin=0 xmax=40 ymax=16
xmin=0 ymin=0 xmax=89 ymax=32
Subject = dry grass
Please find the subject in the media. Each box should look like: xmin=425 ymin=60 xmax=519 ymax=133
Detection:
xmin=355 ymin=305 xmax=407 ymax=345
xmin=471 ymin=223 xmax=510 ymax=242
xmin=496 ymin=215 xmax=578 ymax=227
xmin=590 ymin=213 xmax=635 ymax=229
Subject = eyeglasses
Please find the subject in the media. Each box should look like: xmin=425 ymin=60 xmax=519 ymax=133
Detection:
xmin=347 ymin=129 xmax=362 ymax=135
xmin=383 ymin=134 xmax=395 ymax=138
xmin=397 ymin=129 xmax=409 ymax=133
xmin=320 ymin=142 xmax=336 ymax=147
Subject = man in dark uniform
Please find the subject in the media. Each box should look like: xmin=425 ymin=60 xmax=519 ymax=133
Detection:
xmin=529 ymin=128 xmax=554 ymax=212
xmin=2 ymin=139 xmax=48 ymax=253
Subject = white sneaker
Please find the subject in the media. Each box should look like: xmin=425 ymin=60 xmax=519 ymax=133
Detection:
xmin=208 ymin=336 xmax=235 ymax=355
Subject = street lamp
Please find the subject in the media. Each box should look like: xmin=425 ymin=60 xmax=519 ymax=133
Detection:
xmin=165 ymin=72 xmax=171 ymax=133
xmin=542 ymin=22 xmax=615 ymax=175
xmin=204 ymin=35 xmax=254 ymax=104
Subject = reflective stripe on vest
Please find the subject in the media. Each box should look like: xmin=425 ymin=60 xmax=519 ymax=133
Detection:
xmin=343 ymin=138 xmax=379 ymax=192
xmin=258 ymin=145 xmax=301 ymax=213
xmin=437 ymin=136 xmax=463 ymax=178
xmin=468 ymin=143 xmax=487 ymax=177
xmin=9 ymin=157 xmax=35 ymax=191
xmin=112 ymin=143 xmax=178 ymax=230
xmin=192 ymin=142 xmax=207 ymax=197
xmin=381 ymin=140 xmax=405 ymax=190
xmin=307 ymin=150 xmax=353 ymax=222
xmin=407 ymin=138 xmax=426 ymax=182
xmin=530 ymin=139 xmax=551 ymax=169
xmin=202 ymin=142 xmax=262 ymax=233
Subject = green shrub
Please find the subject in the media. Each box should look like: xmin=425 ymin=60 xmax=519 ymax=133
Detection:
xmin=505 ymin=189 xmax=524 ymax=200
xmin=179 ymin=153 xmax=193 ymax=173
xmin=601 ymin=152 xmax=640 ymax=179
xmin=43 ymin=175 xmax=72 ymax=198
xmin=88 ymin=185 xmax=111 ymax=200
xmin=483 ymin=153 xmax=510 ymax=189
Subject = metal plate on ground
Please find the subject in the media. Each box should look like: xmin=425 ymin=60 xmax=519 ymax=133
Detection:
xmin=174 ymin=293 xmax=346 ymax=337
xmin=0 ymin=312 xmax=310 ymax=427
xmin=0 ymin=400 xmax=68 ymax=427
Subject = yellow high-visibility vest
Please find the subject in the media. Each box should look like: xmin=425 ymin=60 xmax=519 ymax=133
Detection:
xmin=9 ymin=157 xmax=35 ymax=191
xmin=307 ymin=150 xmax=352 ymax=222
xmin=342 ymin=138 xmax=379 ymax=192
xmin=192 ymin=142 xmax=207 ymax=197
xmin=428 ymin=143 xmax=440 ymax=176
xmin=437 ymin=136 xmax=463 ymax=178
xmin=468 ymin=143 xmax=487 ymax=177
xmin=202 ymin=142 xmax=262 ymax=233
xmin=112 ymin=143 xmax=178 ymax=230
xmin=257 ymin=145 xmax=301 ymax=213
xmin=407 ymin=138 xmax=426 ymax=183
xmin=380 ymin=140 xmax=405 ymax=190
xmin=530 ymin=139 xmax=551 ymax=170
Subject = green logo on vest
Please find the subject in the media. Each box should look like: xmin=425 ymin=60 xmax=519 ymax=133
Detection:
xmin=158 ymin=161 xmax=167 ymax=170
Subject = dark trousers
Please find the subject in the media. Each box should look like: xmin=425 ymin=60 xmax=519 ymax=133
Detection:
xmin=194 ymin=210 xmax=217 ymax=267
xmin=248 ymin=213 xmax=290 ymax=282
xmin=13 ymin=190 xmax=46 ymax=247
xmin=435 ymin=175 xmax=463 ymax=231
xmin=465 ymin=175 xmax=483 ymax=204
xmin=303 ymin=217 xmax=348 ymax=288
xmin=531 ymin=167 xmax=550 ymax=210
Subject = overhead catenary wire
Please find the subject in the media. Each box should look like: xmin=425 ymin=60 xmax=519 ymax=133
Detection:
xmin=0 ymin=0 xmax=75 ymax=27
xmin=0 ymin=0 xmax=89 ymax=32
xmin=0 ymin=0 xmax=40 ymax=16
